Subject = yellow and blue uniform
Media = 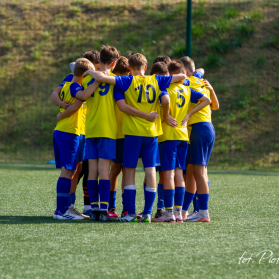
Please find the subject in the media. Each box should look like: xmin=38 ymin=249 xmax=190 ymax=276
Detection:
xmin=115 ymin=74 xmax=172 ymax=168
xmin=59 ymin=73 xmax=74 ymax=87
xmin=82 ymin=73 xmax=124 ymax=160
xmin=158 ymin=83 xmax=204 ymax=171
xmin=184 ymin=71 xmax=215 ymax=167
xmin=53 ymin=82 xmax=84 ymax=170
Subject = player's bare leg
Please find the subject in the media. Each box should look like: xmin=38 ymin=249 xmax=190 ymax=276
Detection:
xmin=173 ymin=167 xmax=185 ymax=222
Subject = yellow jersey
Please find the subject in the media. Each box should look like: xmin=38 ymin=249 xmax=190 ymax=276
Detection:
xmin=54 ymin=82 xmax=84 ymax=136
xmin=115 ymin=74 xmax=172 ymax=137
xmin=115 ymin=105 xmax=124 ymax=139
xmin=82 ymin=73 xmax=124 ymax=139
xmin=79 ymin=102 xmax=87 ymax=136
xmin=159 ymin=83 xmax=204 ymax=142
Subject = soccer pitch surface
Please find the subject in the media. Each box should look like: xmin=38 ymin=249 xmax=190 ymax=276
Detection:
xmin=0 ymin=167 xmax=279 ymax=279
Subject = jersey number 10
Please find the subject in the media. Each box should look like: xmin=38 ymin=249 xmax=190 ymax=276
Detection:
xmin=136 ymin=84 xmax=156 ymax=104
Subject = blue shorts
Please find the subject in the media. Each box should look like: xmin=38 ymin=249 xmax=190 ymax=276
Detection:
xmin=53 ymin=130 xmax=79 ymax=171
xmin=113 ymin=138 xmax=124 ymax=164
xmin=183 ymin=144 xmax=191 ymax=174
xmin=85 ymin=138 xmax=116 ymax=160
xmin=159 ymin=140 xmax=188 ymax=171
xmin=188 ymin=122 xmax=215 ymax=166
xmin=78 ymin=134 xmax=86 ymax=162
xmin=123 ymin=135 xmax=160 ymax=168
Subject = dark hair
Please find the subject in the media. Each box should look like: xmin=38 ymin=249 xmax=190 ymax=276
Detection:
xmin=152 ymin=55 xmax=171 ymax=65
xmin=100 ymin=45 xmax=120 ymax=64
xmin=179 ymin=56 xmax=195 ymax=73
xmin=83 ymin=50 xmax=100 ymax=65
xmin=128 ymin=53 xmax=148 ymax=70
xmin=112 ymin=56 xmax=129 ymax=75
xmin=73 ymin=58 xmax=95 ymax=77
xmin=150 ymin=62 xmax=169 ymax=75
xmin=167 ymin=60 xmax=186 ymax=75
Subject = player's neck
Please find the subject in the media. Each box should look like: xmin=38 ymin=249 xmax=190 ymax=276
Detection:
xmin=72 ymin=76 xmax=82 ymax=85
xmin=99 ymin=64 xmax=111 ymax=72
xmin=131 ymin=69 xmax=145 ymax=77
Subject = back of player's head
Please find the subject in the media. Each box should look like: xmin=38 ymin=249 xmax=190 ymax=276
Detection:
xmin=150 ymin=62 xmax=169 ymax=75
xmin=168 ymin=60 xmax=186 ymax=75
xmin=128 ymin=53 xmax=148 ymax=70
xmin=73 ymin=58 xmax=94 ymax=77
xmin=112 ymin=56 xmax=129 ymax=75
xmin=152 ymin=56 xmax=171 ymax=65
xmin=100 ymin=45 xmax=120 ymax=65
xmin=180 ymin=56 xmax=195 ymax=73
xmin=83 ymin=50 xmax=100 ymax=65
xmin=127 ymin=52 xmax=137 ymax=60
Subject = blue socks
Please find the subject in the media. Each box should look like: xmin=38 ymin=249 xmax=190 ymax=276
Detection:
xmin=193 ymin=182 xmax=209 ymax=212
xmin=124 ymin=185 xmax=136 ymax=215
xmin=164 ymin=189 xmax=175 ymax=212
xmin=197 ymin=193 xmax=209 ymax=210
xmin=109 ymin=190 xmax=117 ymax=209
xmin=70 ymin=193 xmax=76 ymax=207
xmin=57 ymin=177 xmax=71 ymax=214
xmin=99 ymin=180 xmax=110 ymax=211
xmin=157 ymin=183 xmax=164 ymax=210
xmin=182 ymin=191 xmax=195 ymax=212
xmin=87 ymin=180 xmax=99 ymax=210
xmin=174 ymin=187 xmax=185 ymax=210
xmin=143 ymin=187 xmax=157 ymax=215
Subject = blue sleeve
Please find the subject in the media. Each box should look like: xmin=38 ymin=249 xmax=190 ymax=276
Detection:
xmin=70 ymin=83 xmax=84 ymax=99
xmin=155 ymin=75 xmax=172 ymax=91
xmin=113 ymin=87 xmax=125 ymax=102
xmin=59 ymin=73 xmax=73 ymax=87
xmin=159 ymin=91 xmax=169 ymax=102
xmin=115 ymin=75 xmax=133 ymax=92
xmin=190 ymin=88 xmax=204 ymax=104
xmin=183 ymin=79 xmax=190 ymax=86
xmin=193 ymin=70 xmax=204 ymax=79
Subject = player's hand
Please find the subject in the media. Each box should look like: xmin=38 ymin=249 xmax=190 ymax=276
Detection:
xmin=164 ymin=115 xmax=177 ymax=127
xmin=146 ymin=111 xmax=159 ymax=122
xmin=181 ymin=114 xmax=190 ymax=127
xmin=82 ymin=70 xmax=95 ymax=77
xmin=60 ymin=101 xmax=71 ymax=109
xmin=204 ymin=79 xmax=213 ymax=91
xmin=57 ymin=112 xmax=62 ymax=120
xmin=103 ymin=69 xmax=110 ymax=76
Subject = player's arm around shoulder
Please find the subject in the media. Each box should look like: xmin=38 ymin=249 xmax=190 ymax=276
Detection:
xmin=75 ymin=80 xmax=101 ymax=100
xmin=83 ymin=70 xmax=116 ymax=85
xmin=203 ymin=79 xmax=219 ymax=110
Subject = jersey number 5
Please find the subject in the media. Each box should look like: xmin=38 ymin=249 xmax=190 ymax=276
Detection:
xmin=136 ymin=84 xmax=156 ymax=104
xmin=176 ymin=89 xmax=185 ymax=108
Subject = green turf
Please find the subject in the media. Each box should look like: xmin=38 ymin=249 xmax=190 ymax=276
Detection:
xmin=0 ymin=167 xmax=279 ymax=279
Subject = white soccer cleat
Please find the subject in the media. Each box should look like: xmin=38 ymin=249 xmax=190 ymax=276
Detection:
xmin=56 ymin=209 xmax=84 ymax=220
xmin=186 ymin=212 xmax=210 ymax=222
xmin=174 ymin=211 xmax=183 ymax=223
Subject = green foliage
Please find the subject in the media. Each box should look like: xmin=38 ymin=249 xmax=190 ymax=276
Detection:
xmin=205 ymin=53 xmax=222 ymax=68
xmin=225 ymin=6 xmax=240 ymax=19
xmin=254 ymin=55 xmax=265 ymax=67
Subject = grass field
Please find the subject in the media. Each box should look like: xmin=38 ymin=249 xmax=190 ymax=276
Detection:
xmin=1 ymin=166 xmax=279 ymax=278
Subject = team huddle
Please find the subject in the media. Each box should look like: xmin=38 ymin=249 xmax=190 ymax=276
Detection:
xmin=50 ymin=45 xmax=219 ymax=223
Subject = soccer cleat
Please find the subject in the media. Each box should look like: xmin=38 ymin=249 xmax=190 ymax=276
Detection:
xmin=108 ymin=207 xmax=119 ymax=218
xmin=137 ymin=212 xmax=143 ymax=219
xmin=117 ymin=214 xmax=138 ymax=222
xmin=140 ymin=214 xmax=151 ymax=223
xmin=186 ymin=212 xmax=210 ymax=222
xmin=99 ymin=211 xmax=114 ymax=222
xmin=152 ymin=212 xmax=176 ymax=223
xmin=91 ymin=210 xmax=100 ymax=221
xmin=121 ymin=210 xmax=128 ymax=217
xmin=53 ymin=210 xmax=58 ymax=219
xmin=154 ymin=209 xmax=164 ymax=219
xmin=83 ymin=209 xmax=93 ymax=217
xmin=174 ymin=211 xmax=183 ymax=223
xmin=56 ymin=209 xmax=84 ymax=220
xmin=69 ymin=207 xmax=90 ymax=219
xmin=182 ymin=213 xmax=187 ymax=222
xmin=187 ymin=211 xmax=198 ymax=218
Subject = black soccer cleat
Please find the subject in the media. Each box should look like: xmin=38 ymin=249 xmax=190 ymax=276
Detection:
xmin=155 ymin=209 xmax=164 ymax=219
xmin=99 ymin=211 xmax=114 ymax=222
xmin=91 ymin=210 xmax=100 ymax=221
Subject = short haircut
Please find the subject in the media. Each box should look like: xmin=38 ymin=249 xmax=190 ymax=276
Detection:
xmin=167 ymin=60 xmax=186 ymax=75
xmin=100 ymin=45 xmax=120 ymax=64
xmin=152 ymin=55 xmax=171 ymax=65
xmin=127 ymin=52 xmax=137 ymax=59
xmin=83 ymin=50 xmax=100 ymax=65
xmin=73 ymin=58 xmax=95 ymax=77
xmin=128 ymin=53 xmax=148 ymax=70
xmin=150 ymin=62 xmax=169 ymax=75
xmin=180 ymin=56 xmax=195 ymax=73
xmin=112 ymin=56 xmax=129 ymax=75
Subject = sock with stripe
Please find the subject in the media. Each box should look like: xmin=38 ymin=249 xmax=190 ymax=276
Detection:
xmin=197 ymin=193 xmax=209 ymax=216
xmin=164 ymin=189 xmax=175 ymax=213
xmin=182 ymin=191 xmax=195 ymax=212
xmin=109 ymin=190 xmax=117 ymax=209
xmin=70 ymin=192 xmax=76 ymax=208
xmin=143 ymin=187 xmax=157 ymax=215
xmin=57 ymin=177 xmax=71 ymax=214
xmin=124 ymin=185 xmax=136 ymax=215
xmin=174 ymin=186 xmax=185 ymax=212
xmin=99 ymin=180 xmax=110 ymax=211
xmin=157 ymin=183 xmax=164 ymax=210
xmin=87 ymin=180 xmax=99 ymax=211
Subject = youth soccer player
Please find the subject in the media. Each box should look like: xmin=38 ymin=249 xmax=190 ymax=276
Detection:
xmin=180 ymin=56 xmax=219 ymax=222
xmin=83 ymin=53 xmax=186 ymax=222
xmin=53 ymin=58 xmax=99 ymax=220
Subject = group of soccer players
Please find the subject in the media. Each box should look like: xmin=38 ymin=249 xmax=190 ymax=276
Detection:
xmin=50 ymin=45 xmax=219 ymax=223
